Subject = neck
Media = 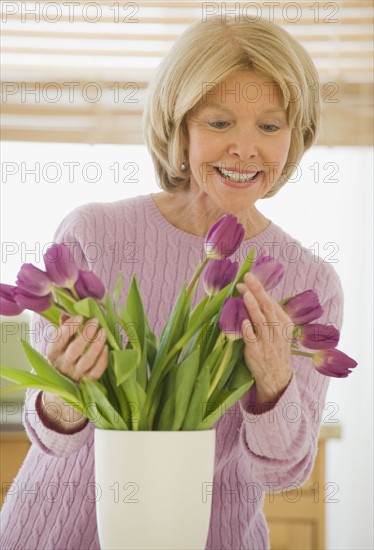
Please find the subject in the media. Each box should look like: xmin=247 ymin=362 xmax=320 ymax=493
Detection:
xmin=152 ymin=187 xmax=271 ymax=240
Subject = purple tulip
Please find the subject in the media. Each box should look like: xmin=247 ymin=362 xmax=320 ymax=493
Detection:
xmin=75 ymin=270 xmax=105 ymax=300
xmin=14 ymin=288 xmax=53 ymax=313
xmin=0 ymin=284 xmax=24 ymax=316
xmin=312 ymin=349 xmax=358 ymax=378
xmin=205 ymin=215 xmax=245 ymax=259
xmin=219 ymin=297 xmax=248 ymax=340
xmin=16 ymin=263 xmax=53 ymax=297
xmin=282 ymin=290 xmax=323 ymax=325
xmin=250 ymin=254 xmax=285 ymax=291
xmin=44 ymin=243 xmax=79 ymax=288
xmin=294 ymin=323 xmax=340 ymax=350
xmin=203 ymin=259 xmax=239 ymax=296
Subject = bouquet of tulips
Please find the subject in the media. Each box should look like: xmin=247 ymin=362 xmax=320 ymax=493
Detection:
xmin=0 ymin=215 xmax=357 ymax=430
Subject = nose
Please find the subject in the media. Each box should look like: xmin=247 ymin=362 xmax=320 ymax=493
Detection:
xmin=227 ymin=127 xmax=259 ymax=162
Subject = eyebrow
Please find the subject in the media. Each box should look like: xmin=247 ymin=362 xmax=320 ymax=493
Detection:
xmin=200 ymin=102 xmax=287 ymax=115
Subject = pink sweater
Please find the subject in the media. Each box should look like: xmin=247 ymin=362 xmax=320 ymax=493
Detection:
xmin=0 ymin=194 xmax=344 ymax=550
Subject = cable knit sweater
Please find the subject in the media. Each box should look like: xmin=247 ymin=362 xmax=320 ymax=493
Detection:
xmin=0 ymin=193 xmax=344 ymax=550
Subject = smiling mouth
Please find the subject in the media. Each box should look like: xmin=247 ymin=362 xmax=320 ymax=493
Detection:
xmin=214 ymin=166 xmax=260 ymax=183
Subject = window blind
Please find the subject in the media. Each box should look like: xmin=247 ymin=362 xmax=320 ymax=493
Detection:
xmin=1 ymin=0 xmax=373 ymax=145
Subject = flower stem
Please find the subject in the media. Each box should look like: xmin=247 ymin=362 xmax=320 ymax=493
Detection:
xmin=291 ymin=350 xmax=313 ymax=358
xmin=207 ymin=338 xmax=233 ymax=399
xmin=53 ymin=285 xmax=76 ymax=303
xmin=186 ymin=258 xmax=209 ymax=297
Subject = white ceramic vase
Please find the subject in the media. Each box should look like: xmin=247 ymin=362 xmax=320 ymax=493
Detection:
xmin=94 ymin=429 xmax=216 ymax=550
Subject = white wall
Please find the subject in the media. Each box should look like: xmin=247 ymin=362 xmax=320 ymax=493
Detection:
xmin=1 ymin=142 xmax=373 ymax=549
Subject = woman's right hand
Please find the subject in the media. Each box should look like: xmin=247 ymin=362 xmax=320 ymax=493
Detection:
xmin=46 ymin=314 xmax=108 ymax=382
xmin=41 ymin=315 xmax=109 ymax=433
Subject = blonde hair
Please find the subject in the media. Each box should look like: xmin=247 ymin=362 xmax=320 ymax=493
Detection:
xmin=142 ymin=17 xmax=321 ymax=197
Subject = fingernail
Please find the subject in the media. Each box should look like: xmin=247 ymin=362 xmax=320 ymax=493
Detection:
xmin=236 ymin=283 xmax=247 ymax=294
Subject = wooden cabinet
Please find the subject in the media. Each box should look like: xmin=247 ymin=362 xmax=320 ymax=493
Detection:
xmin=0 ymin=430 xmax=31 ymax=507
xmin=264 ymin=425 xmax=341 ymax=550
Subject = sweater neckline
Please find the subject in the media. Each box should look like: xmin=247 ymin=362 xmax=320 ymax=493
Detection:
xmin=144 ymin=193 xmax=281 ymax=246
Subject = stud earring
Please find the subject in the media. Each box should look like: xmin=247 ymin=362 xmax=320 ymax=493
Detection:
xmin=181 ymin=161 xmax=188 ymax=171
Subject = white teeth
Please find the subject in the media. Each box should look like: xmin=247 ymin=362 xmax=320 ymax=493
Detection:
xmin=217 ymin=167 xmax=258 ymax=182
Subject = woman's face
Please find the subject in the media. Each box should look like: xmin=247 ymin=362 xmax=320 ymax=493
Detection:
xmin=186 ymin=70 xmax=292 ymax=214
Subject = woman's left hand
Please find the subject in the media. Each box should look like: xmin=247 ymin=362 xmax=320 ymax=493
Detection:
xmin=237 ymin=272 xmax=294 ymax=410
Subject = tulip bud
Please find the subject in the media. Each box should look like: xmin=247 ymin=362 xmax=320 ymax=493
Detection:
xmin=312 ymin=349 xmax=358 ymax=378
xmin=251 ymin=254 xmax=284 ymax=291
xmin=203 ymin=259 xmax=239 ymax=296
xmin=218 ymin=297 xmax=248 ymax=340
xmin=16 ymin=263 xmax=53 ymax=297
xmin=205 ymin=215 xmax=244 ymax=259
xmin=294 ymin=323 xmax=340 ymax=350
xmin=14 ymin=288 xmax=53 ymax=313
xmin=0 ymin=284 xmax=24 ymax=316
xmin=44 ymin=243 xmax=79 ymax=288
xmin=282 ymin=290 xmax=323 ymax=325
xmin=75 ymin=270 xmax=105 ymax=300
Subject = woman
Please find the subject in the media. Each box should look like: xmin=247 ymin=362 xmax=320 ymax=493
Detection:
xmin=1 ymin=17 xmax=344 ymax=550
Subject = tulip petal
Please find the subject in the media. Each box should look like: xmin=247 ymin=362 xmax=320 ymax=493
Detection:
xmin=251 ymin=254 xmax=284 ymax=291
xmin=205 ymin=215 xmax=244 ymax=259
xmin=0 ymin=284 xmax=24 ymax=316
xmin=75 ymin=270 xmax=106 ymax=300
xmin=14 ymin=288 xmax=53 ymax=313
xmin=203 ymin=259 xmax=239 ymax=296
xmin=219 ymin=297 xmax=248 ymax=340
xmin=44 ymin=243 xmax=79 ymax=288
xmin=296 ymin=323 xmax=340 ymax=350
xmin=282 ymin=290 xmax=324 ymax=325
xmin=16 ymin=263 xmax=53 ymax=297
xmin=313 ymin=349 xmax=358 ymax=378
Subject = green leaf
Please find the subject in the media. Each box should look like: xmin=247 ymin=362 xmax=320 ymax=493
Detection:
xmin=207 ymin=341 xmax=243 ymax=405
xmin=230 ymin=247 xmax=256 ymax=296
xmin=152 ymin=365 xmax=178 ymax=430
xmin=198 ymin=380 xmax=254 ymax=430
xmin=111 ymin=349 xmax=138 ymax=386
xmin=21 ymin=341 xmax=80 ymax=399
xmin=104 ymin=292 xmax=123 ymax=349
xmin=40 ymin=305 xmax=61 ymax=327
xmin=188 ymin=295 xmax=209 ymax=331
xmin=181 ymin=364 xmax=211 ymax=431
xmin=145 ymin=284 xmax=192 ymax=418
xmin=80 ymin=378 xmax=127 ymax=430
xmin=228 ymin=356 xmax=254 ymax=390
xmin=126 ymin=276 xmax=146 ymax=347
xmin=155 ymin=391 xmax=175 ymax=430
xmin=0 ymin=366 xmax=78 ymax=403
xmin=113 ymin=271 xmax=123 ymax=303
xmin=171 ymin=347 xmax=201 ymax=430
xmin=53 ymin=287 xmax=78 ymax=316
xmin=73 ymin=297 xmax=119 ymax=350
xmin=126 ymin=276 xmax=147 ymax=389
xmin=146 ymin=337 xmax=157 ymax=371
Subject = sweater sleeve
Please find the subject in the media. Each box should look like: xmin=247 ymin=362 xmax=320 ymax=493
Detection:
xmin=238 ymin=260 xmax=344 ymax=490
xmin=23 ymin=206 xmax=95 ymax=457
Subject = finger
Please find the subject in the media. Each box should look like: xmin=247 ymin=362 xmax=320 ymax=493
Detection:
xmin=47 ymin=315 xmax=83 ymax=363
xmin=242 ymin=289 xmax=271 ymax=326
xmin=236 ymin=282 xmax=248 ymax=294
xmin=84 ymin=345 xmax=109 ymax=380
xmin=63 ymin=318 xmax=101 ymax=366
xmin=243 ymin=273 xmax=276 ymax=318
xmin=74 ymin=328 xmax=107 ymax=378
xmin=241 ymin=319 xmax=260 ymax=344
xmin=59 ymin=313 xmax=70 ymax=325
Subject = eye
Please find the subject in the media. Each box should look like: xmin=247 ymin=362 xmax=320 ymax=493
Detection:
xmin=260 ymin=124 xmax=280 ymax=133
xmin=208 ymin=120 xmax=230 ymax=129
